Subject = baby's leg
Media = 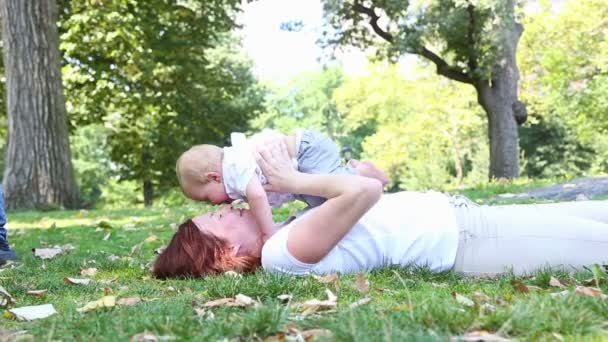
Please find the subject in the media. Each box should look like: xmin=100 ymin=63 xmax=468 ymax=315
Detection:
xmin=349 ymin=159 xmax=390 ymax=186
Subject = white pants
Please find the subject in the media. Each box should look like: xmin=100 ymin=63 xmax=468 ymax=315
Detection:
xmin=451 ymin=196 xmax=608 ymax=276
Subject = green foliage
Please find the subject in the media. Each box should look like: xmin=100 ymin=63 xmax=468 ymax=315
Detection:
xmin=518 ymin=0 xmax=608 ymax=174
xmin=322 ymin=0 xmax=521 ymax=81
xmin=59 ymin=0 xmax=265 ymax=203
xmin=252 ymin=67 xmax=346 ymax=142
xmin=334 ymin=63 xmax=488 ymax=190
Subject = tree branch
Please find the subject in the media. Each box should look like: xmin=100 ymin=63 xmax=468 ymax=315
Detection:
xmin=418 ymin=47 xmax=474 ymax=84
xmin=352 ymin=1 xmax=393 ymax=43
xmin=466 ymin=2 xmax=478 ymax=74
xmin=352 ymin=1 xmax=473 ymax=84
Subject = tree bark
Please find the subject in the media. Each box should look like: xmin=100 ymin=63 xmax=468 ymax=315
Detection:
xmin=142 ymin=148 xmax=153 ymax=207
xmin=143 ymin=180 xmax=154 ymax=207
xmin=0 ymin=0 xmax=80 ymax=209
xmin=475 ymin=20 xmax=525 ymax=180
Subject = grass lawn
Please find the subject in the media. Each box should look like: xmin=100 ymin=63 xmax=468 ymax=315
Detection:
xmin=2 ymin=185 xmax=608 ymax=341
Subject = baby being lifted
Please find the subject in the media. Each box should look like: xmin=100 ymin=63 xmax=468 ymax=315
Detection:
xmin=176 ymin=129 xmax=389 ymax=240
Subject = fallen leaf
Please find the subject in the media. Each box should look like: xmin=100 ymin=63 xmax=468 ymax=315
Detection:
xmin=144 ymin=235 xmax=158 ymax=243
xmin=277 ymin=294 xmax=293 ymax=303
xmin=117 ymin=297 xmax=141 ymax=306
xmin=314 ymin=273 xmax=338 ymax=284
xmin=169 ymin=223 xmax=178 ymax=230
xmin=452 ymin=292 xmax=474 ymax=307
xmin=472 ymin=291 xmax=491 ymax=304
xmin=355 ymin=273 xmax=370 ymax=294
xmin=32 ymin=248 xmax=62 ymax=260
xmin=26 ymin=290 xmax=47 ymax=297
xmin=511 ymin=279 xmax=529 ymax=294
xmin=98 ymin=276 xmax=119 ymax=284
xmin=77 ymin=295 xmax=116 ymax=313
xmin=549 ymin=276 xmax=565 ymax=288
xmin=8 ymin=304 xmax=57 ymax=321
xmin=349 ymin=297 xmax=371 ymax=309
xmin=81 ymin=267 xmax=98 ymax=277
xmin=102 ymin=232 xmax=111 ymax=241
xmin=202 ymin=298 xmax=235 ymax=308
xmin=0 ymin=286 xmax=15 ymax=307
xmin=64 ymin=277 xmax=92 ymax=285
xmin=574 ymin=286 xmax=608 ymax=299
xmin=300 ymin=289 xmax=338 ymax=316
xmin=154 ymin=246 xmax=166 ymax=255
xmin=451 ymin=330 xmax=511 ymax=341
xmin=233 ymin=294 xmax=257 ymax=307
xmin=301 ymin=329 xmax=333 ymax=340
xmin=130 ymin=332 xmax=173 ymax=342
xmin=103 ymin=287 xmax=113 ymax=295
xmin=108 ymin=255 xmax=121 ymax=262
xmin=391 ymin=303 xmax=414 ymax=311
xmin=61 ymin=244 xmax=76 ymax=252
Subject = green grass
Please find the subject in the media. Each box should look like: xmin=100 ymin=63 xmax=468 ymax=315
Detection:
xmin=2 ymin=197 xmax=608 ymax=341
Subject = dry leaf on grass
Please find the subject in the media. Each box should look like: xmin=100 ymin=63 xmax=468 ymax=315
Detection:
xmin=154 ymin=246 xmax=166 ymax=255
xmin=201 ymin=294 xmax=259 ymax=308
xmin=299 ymin=289 xmax=338 ymax=316
xmin=102 ymin=232 xmax=111 ymax=241
xmin=81 ymin=267 xmax=98 ymax=277
xmin=32 ymin=247 xmax=63 ymax=260
xmin=511 ymin=279 xmax=529 ymax=294
xmin=264 ymin=327 xmax=332 ymax=341
xmin=144 ymin=235 xmax=158 ymax=243
xmin=549 ymin=276 xmax=565 ymax=288
xmin=550 ymin=290 xmax=570 ymax=298
xmin=0 ymin=286 xmax=15 ymax=307
xmin=224 ymin=270 xmax=242 ymax=278
xmin=117 ymin=297 xmax=142 ymax=306
xmin=98 ymin=276 xmax=119 ymax=284
xmin=26 ymin=290 xmax=47 ymax=297
xmin=77 ymin=295 xmax=116 ymax=313
xmin=349 ymin=297 xmax=371 ymax=309
xmin=64 ymin=277 xmax=92 ymax=285
xmin=129 ymin=332 xmax=175 ymax=342
xmin=451 ymin=330 xmax=511 ymax=341
xmin=8 ymin=304 xmax=57 ymax=321
xmin=314 ymin=273 xmax=338 ymax=284
xmin=355 ymin=273 xmax=370 ymax=294
xmin=452 ymin=292 xmax=474 ymax=307
xmin=574 ymin=286 xmax=608 ymax=299
xmin=472 ymin=291 xmax=491 ymax=304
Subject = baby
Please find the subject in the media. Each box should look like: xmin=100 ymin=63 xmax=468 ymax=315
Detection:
xmin=176 ymin=129 xmax=389 ymax=239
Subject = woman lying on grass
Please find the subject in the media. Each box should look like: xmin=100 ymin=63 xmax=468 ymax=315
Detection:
xmin=154 ymin=142 xmax=608 ymax=278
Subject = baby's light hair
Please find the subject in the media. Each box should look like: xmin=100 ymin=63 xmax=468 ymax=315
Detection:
xmin=176 ymin=144 xmax=223 ymax=189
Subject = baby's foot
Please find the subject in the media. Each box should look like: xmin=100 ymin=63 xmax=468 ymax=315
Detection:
xmin=350 ymin=159 xmax=391 ymax=186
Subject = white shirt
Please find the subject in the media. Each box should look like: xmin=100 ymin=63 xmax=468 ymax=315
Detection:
xmin=222 ymin=129 xmax=301 ymax=207
xmin=261 ymin=191 xmax=459 ymax=275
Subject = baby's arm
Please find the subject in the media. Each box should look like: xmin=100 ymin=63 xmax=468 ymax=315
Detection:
xmin=245 ymin=176 xmax=276 ymax=241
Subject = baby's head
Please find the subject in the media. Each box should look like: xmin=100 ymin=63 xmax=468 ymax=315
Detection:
xmin=176 ymin=145 xmax=231 ymax=204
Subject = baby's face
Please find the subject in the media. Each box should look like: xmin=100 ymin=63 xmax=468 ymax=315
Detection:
xmin=186 ymin=181 xmax=231 ymax=204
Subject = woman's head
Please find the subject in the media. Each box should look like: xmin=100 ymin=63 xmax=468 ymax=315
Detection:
xmin=153 ymin=206 xmax=263 ymax=279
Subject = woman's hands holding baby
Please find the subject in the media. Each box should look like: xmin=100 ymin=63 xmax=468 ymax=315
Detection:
xmin=255 ymin=140 xmax=299 ymax=194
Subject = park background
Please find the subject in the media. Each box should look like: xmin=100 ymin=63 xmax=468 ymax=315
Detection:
xmin=0 ymin=0 xmax=606 ymax=210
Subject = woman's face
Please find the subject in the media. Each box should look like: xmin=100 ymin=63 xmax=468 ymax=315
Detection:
xmin=191 ymin=205 xmax=264 ymax=257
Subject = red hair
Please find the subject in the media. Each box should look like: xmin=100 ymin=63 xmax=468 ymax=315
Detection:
xmin=153 ymin=220 xmax=261 ymax=279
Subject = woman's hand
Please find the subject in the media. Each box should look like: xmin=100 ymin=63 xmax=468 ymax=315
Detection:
xmin=255 ymin=140 xmax=299 ymax=193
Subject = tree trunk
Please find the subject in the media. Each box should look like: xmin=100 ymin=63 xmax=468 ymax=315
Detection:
xmin=0 ymin=0 xmax=80 ymax=209
xmin=475 ymin=21 xmax=526 ymax=180
xmin=142 ymin=148 xmax=153 ymax=207
xmin=143 ymin=180 xmax=154 ymax=207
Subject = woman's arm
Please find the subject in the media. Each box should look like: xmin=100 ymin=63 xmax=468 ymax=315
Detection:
xmin=256 ymin=143 xmax=382 ymax=263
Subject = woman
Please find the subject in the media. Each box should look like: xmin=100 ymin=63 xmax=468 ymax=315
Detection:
xmin=154 ymin=142 xmax=608 ymax=278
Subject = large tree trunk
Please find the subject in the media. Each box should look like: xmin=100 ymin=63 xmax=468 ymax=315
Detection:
xmin=0 ymin=0 xmax=80 ymax=209
xmin=475 ymin=21 xmax=526 ymax=180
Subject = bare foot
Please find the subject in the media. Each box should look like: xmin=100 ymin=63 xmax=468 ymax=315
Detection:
xmin=349 ymin=159 xmax=391 ymax=186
